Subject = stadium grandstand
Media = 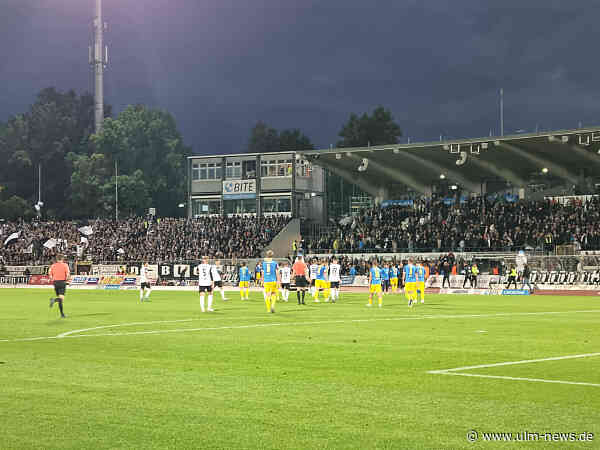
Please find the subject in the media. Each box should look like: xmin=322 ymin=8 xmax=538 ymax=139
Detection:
xmin=2 ymin=126 xmax=600 ymax=290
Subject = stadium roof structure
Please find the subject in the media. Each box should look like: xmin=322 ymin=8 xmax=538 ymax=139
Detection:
xmin=298 ymin=127 xmax=600 ymax=198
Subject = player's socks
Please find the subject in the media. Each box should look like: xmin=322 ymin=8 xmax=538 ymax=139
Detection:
xmin=265 ymin=297 xmax=271 ymax=312
xmin=207 ymin=295 xmax=214 ymax=311
xmin=378 ymin=297 xmax=382 ymax=307
xmin=200 ymin=295 xmax=205 ymax=312
xmin=139 ymin=291 xmax=144 ymax=301
xmin=297 ymin=290 xmax=301 ymax=304
xmin=245 ymin=288 xmax=249 ymax=299
xmin=301 ymin=290 xmax=306 ymax=304
xmin=240 ymin=289 xmax=244 ymax=300
xmin=57 ymin=299 xmax=64 ymax=316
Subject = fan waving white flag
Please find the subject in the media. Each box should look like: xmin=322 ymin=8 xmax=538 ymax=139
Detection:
xmin=43 ymin=238 xmax=57 ymax=249
xmin=3 ymin=231 xmax=20 ymax=246
xmin=78 ymin=226 xmax=93 ymax=236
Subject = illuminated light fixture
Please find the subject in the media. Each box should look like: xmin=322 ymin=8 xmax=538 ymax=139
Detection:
xmin=345 ymin=152 xmax=352 ymax=157
xmin=456 ymin=151 xmax=468 ymax=166
xmin=541 ymin=167 xmax=549 ymax=174
xmin=439 ymin=174 xmax=446 ymax=180
xmin=494 ymin=140 xmax=501 ymax=146
xmin=561 ymin=136 xmax=569 ymax=143
xmin=393 ymin=148 xmax=400 ymax=154
xmin=449 ymin=143 xmax=460 ymax=154
xmin=443 ymin=145 xmax=450 ymax=151
xmin=481 ymin=142 xmax=489 ymax=150
xmin=311 ymin=192 xmax=317 ymax=197
xmin=579 ymin=135 xmax=591 ymax=146
xmin=357 ymin=158 xmax=369 ymax=172
xmin=548 ymin=135 xmax=557 ymax=142
xmin=335 ymin=153 xmax=342 ymax=160
xmin=470 ymin=144 xmax=480 ymax=155
xmin=450 ymin=185 xmax=458 ymax=190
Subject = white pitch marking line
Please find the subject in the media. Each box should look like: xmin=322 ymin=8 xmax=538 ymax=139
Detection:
xmin=430 ymin=371 xmax=600 ymax=388
xmin=428 ymin=352 xmax=600 ymax=374
xmin=428 ymin=352 xmax=600 ymax=387
xmin=1 ymin=309 xmax=600 ymax=343
xmin=56 ymin=318 xmax=194 ymax=338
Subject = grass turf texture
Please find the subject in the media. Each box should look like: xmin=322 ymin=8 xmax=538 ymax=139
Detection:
xmin=1 ymin=289 xmax=599 ymax=449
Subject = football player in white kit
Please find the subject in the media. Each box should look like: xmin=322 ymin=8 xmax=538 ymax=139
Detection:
xmin=328 ymin=258 xmax=341 ymax=303
xmin=211 ymin=259 xmax=229 ymax=301
xmin=279 ymin=261 xmax=292 ymax=302
xmin=139 ymin=262 xmax=152 ymax=302
xmin=516 ymin=250 xmax=527 ymax=279
xmin=309 ymin=258 xmax=319 ymax=296
xmin=198 ymin=256 xmax=214 ymax=312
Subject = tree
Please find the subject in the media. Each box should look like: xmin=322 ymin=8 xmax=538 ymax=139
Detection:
xmin=336 ymin=106 xmax=402 ymax=148
xmin=67 ymin=152 xmax=110 ymax=218
xmin=247 ymin=122 xmax=314 ymax=153
xmin=0 ymin=88 xmax=109 ymax=217
xmin=91 ymin=105 xmax=189 ymax=217
xmin=248 ymin=121 xmax=280 ymax=153
xmin=0 ymin=195 xmax=35 ymax=221
xmin=279 ymin=129 xmax=314 ymax=151
xmin=106 ymin=170 xmax=151 ymax=217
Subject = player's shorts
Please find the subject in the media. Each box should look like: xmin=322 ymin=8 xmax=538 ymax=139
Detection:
xmin=264 ymin=281 xmax=278 ymax=295
xmin=416 ymin=281 xmax=425 ymax=292
xmin=315 ymin=279 xmax=326 ymax=290
xmin=255 ymin=273 xmax=261 ymax=281
xmin=390 ymin=278 xmax=398 ymax=287
xmin=330 ymin=281 xmax=340 ymax=288
xmin=404 ymin=281 xmax=416 ymax=293
xmin=281 ymin=283 xmax=290 ymax=290
xmin=295 ymin=276 xmax=308 ymax=288
xmin=53 ymin=280 xmax=67 ymax=296
xmin=369 ymin=283 xmax=382 ymax=294
xmin=310 ymin=278 xmax=316 ymax=287
xmin=239 ymin=281 xmax=249 ymax=288
xmin=140 ymin=282 xmax=151 ymax=290
xmin=198 ymin=285 xmax=212 ymax=293
xmin=214 ymin=280 xmax=223 ymax=288
xmin=382 ymin=279 xmax=390 ymax=290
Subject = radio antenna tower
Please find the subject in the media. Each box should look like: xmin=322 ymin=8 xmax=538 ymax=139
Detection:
xmin=90 ymin=0 xmax=108 ymax=133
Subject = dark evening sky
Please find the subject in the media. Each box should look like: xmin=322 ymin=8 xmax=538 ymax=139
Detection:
xmin=2 ymin=0 xmax=599 ymax=154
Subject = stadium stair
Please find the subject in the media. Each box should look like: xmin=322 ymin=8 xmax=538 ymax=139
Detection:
xmin=262 ymin=218 xmax=301 ymax=259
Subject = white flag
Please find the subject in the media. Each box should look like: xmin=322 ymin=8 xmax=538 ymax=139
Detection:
xmin=3 ymin=231 xmax=20 ymax=246
xmin=43 ymin=238 xmax=57 ymax=249
xmin=117 ymin=248 xmax=125 ymax=254
xmin=78 ymin=226 xmax=94 ymax=236
xmin=80 ymin=236 xmax=89 ymax=245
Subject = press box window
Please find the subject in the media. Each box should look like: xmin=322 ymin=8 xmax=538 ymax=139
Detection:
xmin=226 ymin=162 xmax=242 ymax=179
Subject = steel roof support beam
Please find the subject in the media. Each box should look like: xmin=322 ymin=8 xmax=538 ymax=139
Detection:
xmin=468 ymin=157 xmax=528 ymax=187
xmin=346 ymin=154 xmax=430 ymax=194
xmin=315 ymin=160 xmax=383 ymax=200
xmin=499 ymin=143 xmax=579 ymax=184
xmin=397 ymin=151 xmax=480 ymax=192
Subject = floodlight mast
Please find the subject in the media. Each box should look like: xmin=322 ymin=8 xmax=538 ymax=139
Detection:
xmin=91 ymin=0 xmax=108 ymax=133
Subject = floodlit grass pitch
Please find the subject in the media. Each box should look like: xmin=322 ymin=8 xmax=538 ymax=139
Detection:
xmin=1 ymin=289 xmax=599 ymax=449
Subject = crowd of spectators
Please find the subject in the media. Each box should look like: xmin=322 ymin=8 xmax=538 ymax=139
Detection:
xmin=308 ymin=197 xmax=600 ymax=254
xmin=0 ymin=216 xmax=290 ymax=264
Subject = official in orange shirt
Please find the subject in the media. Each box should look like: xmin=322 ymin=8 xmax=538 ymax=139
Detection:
xmin=49 ymin=254 xmax=70 ymax=318
xmin=292 ymin=255 xmax=310 ymax=305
